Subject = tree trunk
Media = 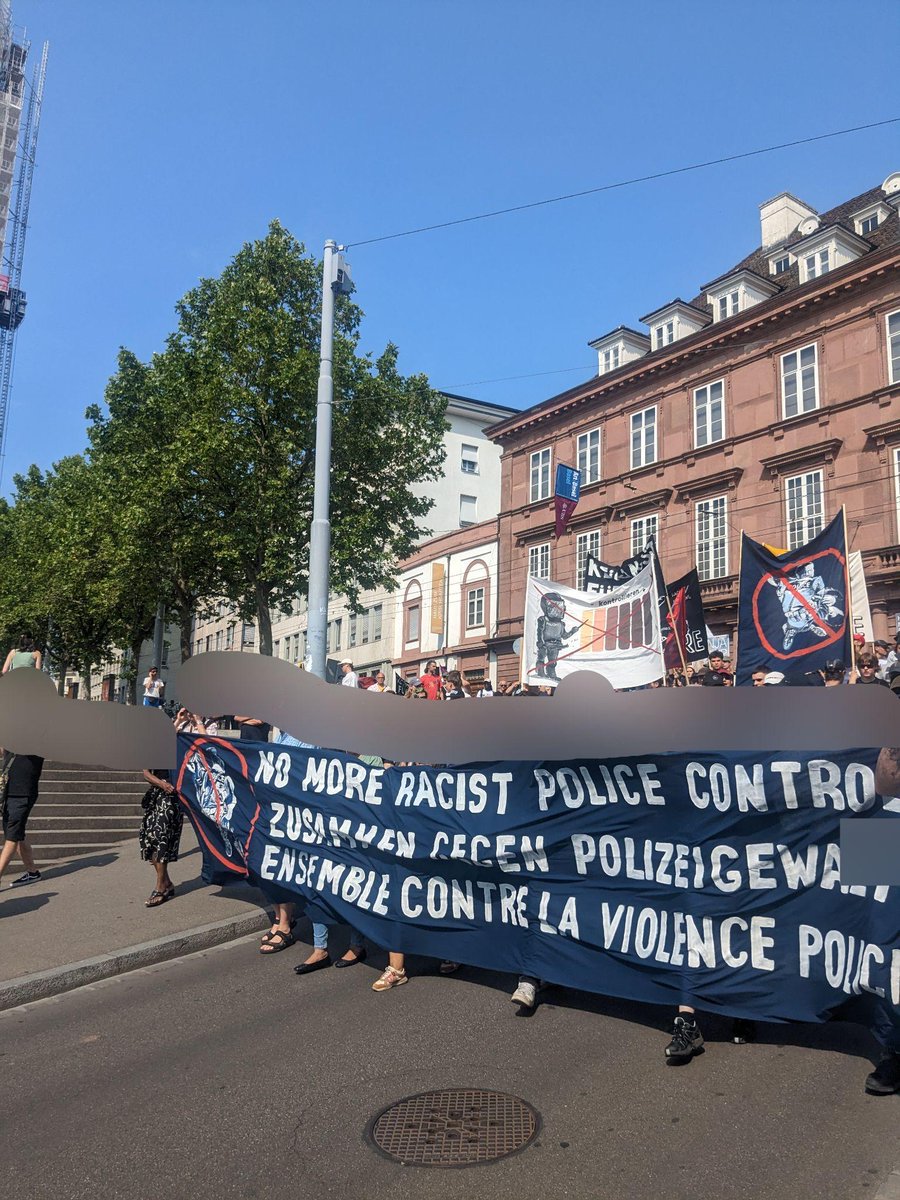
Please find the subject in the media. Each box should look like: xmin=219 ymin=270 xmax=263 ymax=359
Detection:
xmin=174 ymin=599 xmax=194 ymax=663
xmin=56 ymin=662 xmax=68 ymax=697
xmin=127 ymin=634 xmax=145 ymax=705
xmin=256 ymin=586 xmax=273 ymax=655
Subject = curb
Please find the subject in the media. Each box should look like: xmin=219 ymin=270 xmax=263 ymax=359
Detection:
xmin=0 ymin=909 xmax=270 ymax=1011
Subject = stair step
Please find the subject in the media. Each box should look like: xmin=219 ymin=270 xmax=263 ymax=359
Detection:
xmin=38 ymin=783 xmax=148 ymax=796
xmin=28 ymin=815 xmax=142 ymax=824
xmin=20 ymin=828 xmax=137 ymax=846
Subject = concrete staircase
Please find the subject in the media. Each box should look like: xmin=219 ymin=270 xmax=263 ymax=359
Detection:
xmin=3 ymin=761 xmax=149 ymax=862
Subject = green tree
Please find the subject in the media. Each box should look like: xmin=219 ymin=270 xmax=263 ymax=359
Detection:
xmin=163 ymin=220 xmax=448 ymax=653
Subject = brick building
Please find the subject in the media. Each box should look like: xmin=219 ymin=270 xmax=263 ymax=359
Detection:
xmin=486 ymin=173 xmax=900 ymax=677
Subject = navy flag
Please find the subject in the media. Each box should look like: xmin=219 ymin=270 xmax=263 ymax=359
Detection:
xmin=736 ymin=511 xmax=850 ymax=686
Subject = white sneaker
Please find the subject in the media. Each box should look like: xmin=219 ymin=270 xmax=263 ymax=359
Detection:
xmin=511 ymin=981 xmax=537 ymax=1008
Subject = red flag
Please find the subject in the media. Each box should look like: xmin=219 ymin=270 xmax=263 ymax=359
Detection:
xmin=663 ymin=584 xmax=687 ymax=671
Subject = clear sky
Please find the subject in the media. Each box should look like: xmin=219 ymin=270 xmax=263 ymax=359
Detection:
xmin=3 ymin=0 xmax=899 ymax=491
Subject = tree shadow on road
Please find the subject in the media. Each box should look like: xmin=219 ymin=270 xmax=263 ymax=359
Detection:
xmin=44 ymin=853 xmax=119 ymax=880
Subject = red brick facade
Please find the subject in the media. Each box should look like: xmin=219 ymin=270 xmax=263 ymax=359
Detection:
xmin=487 ymin=244 xmax=900 ymax=676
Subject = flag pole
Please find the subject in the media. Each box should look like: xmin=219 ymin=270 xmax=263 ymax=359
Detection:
xmin=841 ymin=503 xmax=855 ymax=666
xmin=733 ymin=528 xmax=745 ymax=682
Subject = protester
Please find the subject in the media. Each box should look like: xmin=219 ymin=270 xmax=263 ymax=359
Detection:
xmin=367 ymin=670 xmax=389 ymax=693
xmin=234 ymin=714 xmax=272 ymax=740
xmin=511 ymin=975 xmax=544 ymax=1010
xmin=139 ymin=766 xmax=183 ymax=906
xmin=707 ymin=650 xmax=732 ymax=681
xmin=443 ymin=670 xmax=469 ymax=700
xmin=141 ymin=666 xmax=165 ymax=707
xmin=294 ymin=921 xmax=366 ymax=974
xmin=419 ymin=660 xmax=443 ymax=700
xmin=339 ymin=659 xmax=359 ymax=688
xmin=2 ymin=633 xmax=41 ymax=674
xmin=477 ymin=680 xmax=494 ymax=697
xmin=873 ymin=641 xmax=891 ymax=679
xmin=751 ymin=670 xmax=767 ymax=686
xmin=0 ymin=747 xmax=44 ymax=887
xmin=854 ymin=655 xmax=889 ymax=688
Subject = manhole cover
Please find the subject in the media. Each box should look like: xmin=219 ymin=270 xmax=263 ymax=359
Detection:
xmin=366 ymin=1088 xmax=540 ymax=1168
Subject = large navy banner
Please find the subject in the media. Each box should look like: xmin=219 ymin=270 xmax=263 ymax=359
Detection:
xmin=177 ymin=735 xmax=900 ymax=1031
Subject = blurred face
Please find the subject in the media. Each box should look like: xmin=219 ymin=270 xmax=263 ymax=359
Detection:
xmin=859 ymin=660 xmax=878 ymax=676
xmin=751 ymin=672 xmax=766 ymax=686
xmin=376 ymin=673 xmax=385 ymax=685
xmin=341 ymin=662 xmax=352 ymax=674
xmin=710 ymin=655 xmax=723 ymax=670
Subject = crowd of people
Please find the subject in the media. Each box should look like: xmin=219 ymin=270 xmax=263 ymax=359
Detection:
xmin=2 ymin=630 xmax=899 ymax=1095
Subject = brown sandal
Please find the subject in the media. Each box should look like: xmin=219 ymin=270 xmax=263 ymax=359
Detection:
xmin=259 ymin=929 xmax=295 ymax=954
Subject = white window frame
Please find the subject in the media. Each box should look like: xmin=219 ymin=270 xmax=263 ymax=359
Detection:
xmin=887 ymin=309 xmax=900 ymax=385
xmin=528 ymin=543 xmax=551 ymax=580
xmin=802 ymin=247 xmax=831 ymax=282
xmin=576 ymin=427 xmax=601 ymax=485
xmin=630 ymin=514 xmax=658 ymax=559
xmin=784 ymin=469 xmax=824 ymax=551
xmin=859 ymin=212 xmax=879 ymax=235
xmin=653 ymin=320 xmax=674 ymax=350
xmin=693 ymin=379 xmax=725 ymax=448
xmin=575 ymin=528 xmax=602 ymax=587
xmin=772 ymin=255 xmax=791 ymax=276
xmin=895 ymin=447 xmax=900 ymax=541
xmin=696 ymin=496 xmax=728 ymax=580
xmin=780 ymin=343 xmax=819 ymax=418
xmin=461 ymin=443 xmax=479 ymax=474
xmin=529 ymin=447 xmax=552 ymax=502
xmin=630 ymin=405 xmax=657 ymax=469
xmin=717 ymin=290 xmax=739 ymax=320
xmin=601 ymin=346 xmax=620 ymax=373
xmin=466 ymin=586 xmax=485 ymax=630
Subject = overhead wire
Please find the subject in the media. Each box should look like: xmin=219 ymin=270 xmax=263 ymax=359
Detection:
xmin=347 ymin=117 xmax=900 ymax=248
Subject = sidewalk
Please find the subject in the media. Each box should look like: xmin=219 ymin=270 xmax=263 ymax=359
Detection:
xmin=0 ymin=824 xmax=271 ymax=1009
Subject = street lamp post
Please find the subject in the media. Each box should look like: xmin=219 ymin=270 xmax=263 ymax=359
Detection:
xmin=307 ymin=240 xmax=353 ymax=679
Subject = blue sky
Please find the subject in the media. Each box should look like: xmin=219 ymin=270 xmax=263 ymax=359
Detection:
xmin=3 ymin=0 xmax=899 ymax=490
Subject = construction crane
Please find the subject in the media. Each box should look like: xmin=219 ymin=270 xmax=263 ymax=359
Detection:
xmin=0 ymin=0 xmax=47 ymax=485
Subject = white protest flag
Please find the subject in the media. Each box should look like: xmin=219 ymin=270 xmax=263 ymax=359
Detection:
xmin=848 ymin=550 xmax=874 ymax=643
xmin=523 ymin=562 xmax=663 ymax=690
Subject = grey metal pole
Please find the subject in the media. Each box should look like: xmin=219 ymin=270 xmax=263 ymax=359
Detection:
xmin=152 ymin=602 xmax=165 ymax=669
xmin=307 ymin=240 xmax=337 ymax=679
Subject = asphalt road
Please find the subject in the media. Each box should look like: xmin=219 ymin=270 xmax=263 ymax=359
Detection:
xmin=2 ymin=930 xmax=898 ymax=1200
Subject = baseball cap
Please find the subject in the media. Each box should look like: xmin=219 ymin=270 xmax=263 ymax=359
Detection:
xmin=853 ymin=633 xmax=865 ymax=645
xmin=763 ymin=671 xmax=786 ymax=685
xmin=339 ymin=658 xmax=354 ymax=666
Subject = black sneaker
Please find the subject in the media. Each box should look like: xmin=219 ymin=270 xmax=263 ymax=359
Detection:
xmin=731 ymin=1018 xmax=757 ymax=1044
xmin=665 ymin=1016 xmax=704 ymax=1064
xmin=865 ymin=1054 xmax=900 ymax=1095
xmin=9 ymin=871 xmax=41 ymax=888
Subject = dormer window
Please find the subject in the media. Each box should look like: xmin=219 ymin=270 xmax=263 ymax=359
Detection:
xmin=772 ymin=255 xmax=791 ymax=275
xmin=804 ymin=248 xmax=830 ymax=280
xmin=588 ymin=326 xmax=650 ymax=377
xmin=717 ymin=291 xmax=739 ymax=320
xmin=653 ymin=321 xmax=674 ymax=349
xmin=852 ymin=201 xmax=892 ymax=237
xmin=704 ymin=269 xmax=779 ymax=324
xmin=792 ymin=225 xmax=869 ymax=285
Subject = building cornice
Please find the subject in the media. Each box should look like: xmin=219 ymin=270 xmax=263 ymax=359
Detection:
xmin=611 ymin=487 xmax=673 ymax=519
xmin=674 ymin=468 xmax=744 ymax=503
xmin=487 ymin=244 xmax=900 ymax=443
xmin=759 ymin=438 xmax=843 ymax=477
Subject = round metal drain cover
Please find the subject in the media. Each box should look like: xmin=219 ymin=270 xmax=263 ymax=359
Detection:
xmin=367 ymin=1088 xmax=540 ymax=1168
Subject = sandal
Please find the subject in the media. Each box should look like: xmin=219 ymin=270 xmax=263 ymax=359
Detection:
xmin=259 ymin=929 xmax=295 ymax=955
xmin=439 ymin=960 xmax=461 ymax=975
xmin=261 ymin=917 xmax=297 ymax=943
xmin=145 ymin=888 xmax=174 ymax=908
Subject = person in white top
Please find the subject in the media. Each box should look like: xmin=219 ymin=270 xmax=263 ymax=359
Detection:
xmin=367 ymin=671 xmax=388 ymax=693
xmin=340 ymin=659 xmax=359 ymax=688
xmin=142 ymin=667 xmax=165 ymax=707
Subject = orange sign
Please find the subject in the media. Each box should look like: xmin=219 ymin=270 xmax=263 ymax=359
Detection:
xmin=431 ymin=563 xmax=446 ymax=634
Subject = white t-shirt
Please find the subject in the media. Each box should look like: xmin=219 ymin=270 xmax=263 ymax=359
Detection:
xmin=367 ymin=683 xmax=387 ymax=693
xmin=143 ymin=676 xmax=164 ymax=699
xmin=341 ymin=671 xmax=359 ymax=688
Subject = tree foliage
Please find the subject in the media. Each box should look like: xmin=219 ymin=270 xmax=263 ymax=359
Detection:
xmin=0 ymin=220 xmax=448 ymax=673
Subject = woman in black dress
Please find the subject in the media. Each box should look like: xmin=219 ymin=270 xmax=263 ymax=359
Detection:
xmin=140 ymin=767 xmax=183 ymax=906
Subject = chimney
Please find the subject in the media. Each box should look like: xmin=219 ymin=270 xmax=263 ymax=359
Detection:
xmin=759 ymin=193 xmax=818 ymax=249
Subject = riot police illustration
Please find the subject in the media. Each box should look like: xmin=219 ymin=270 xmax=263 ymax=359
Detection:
xmin=535 ymin=591 xmax=579 ymax=680
xmin=767 ymin=562 xmax=844 ymax=651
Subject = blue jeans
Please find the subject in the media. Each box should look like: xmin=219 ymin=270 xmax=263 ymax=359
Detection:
xmin=312 ymin=921 xmax=364 ymax=952
xmin=143 ymin=697 xmax=161 ymax=707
